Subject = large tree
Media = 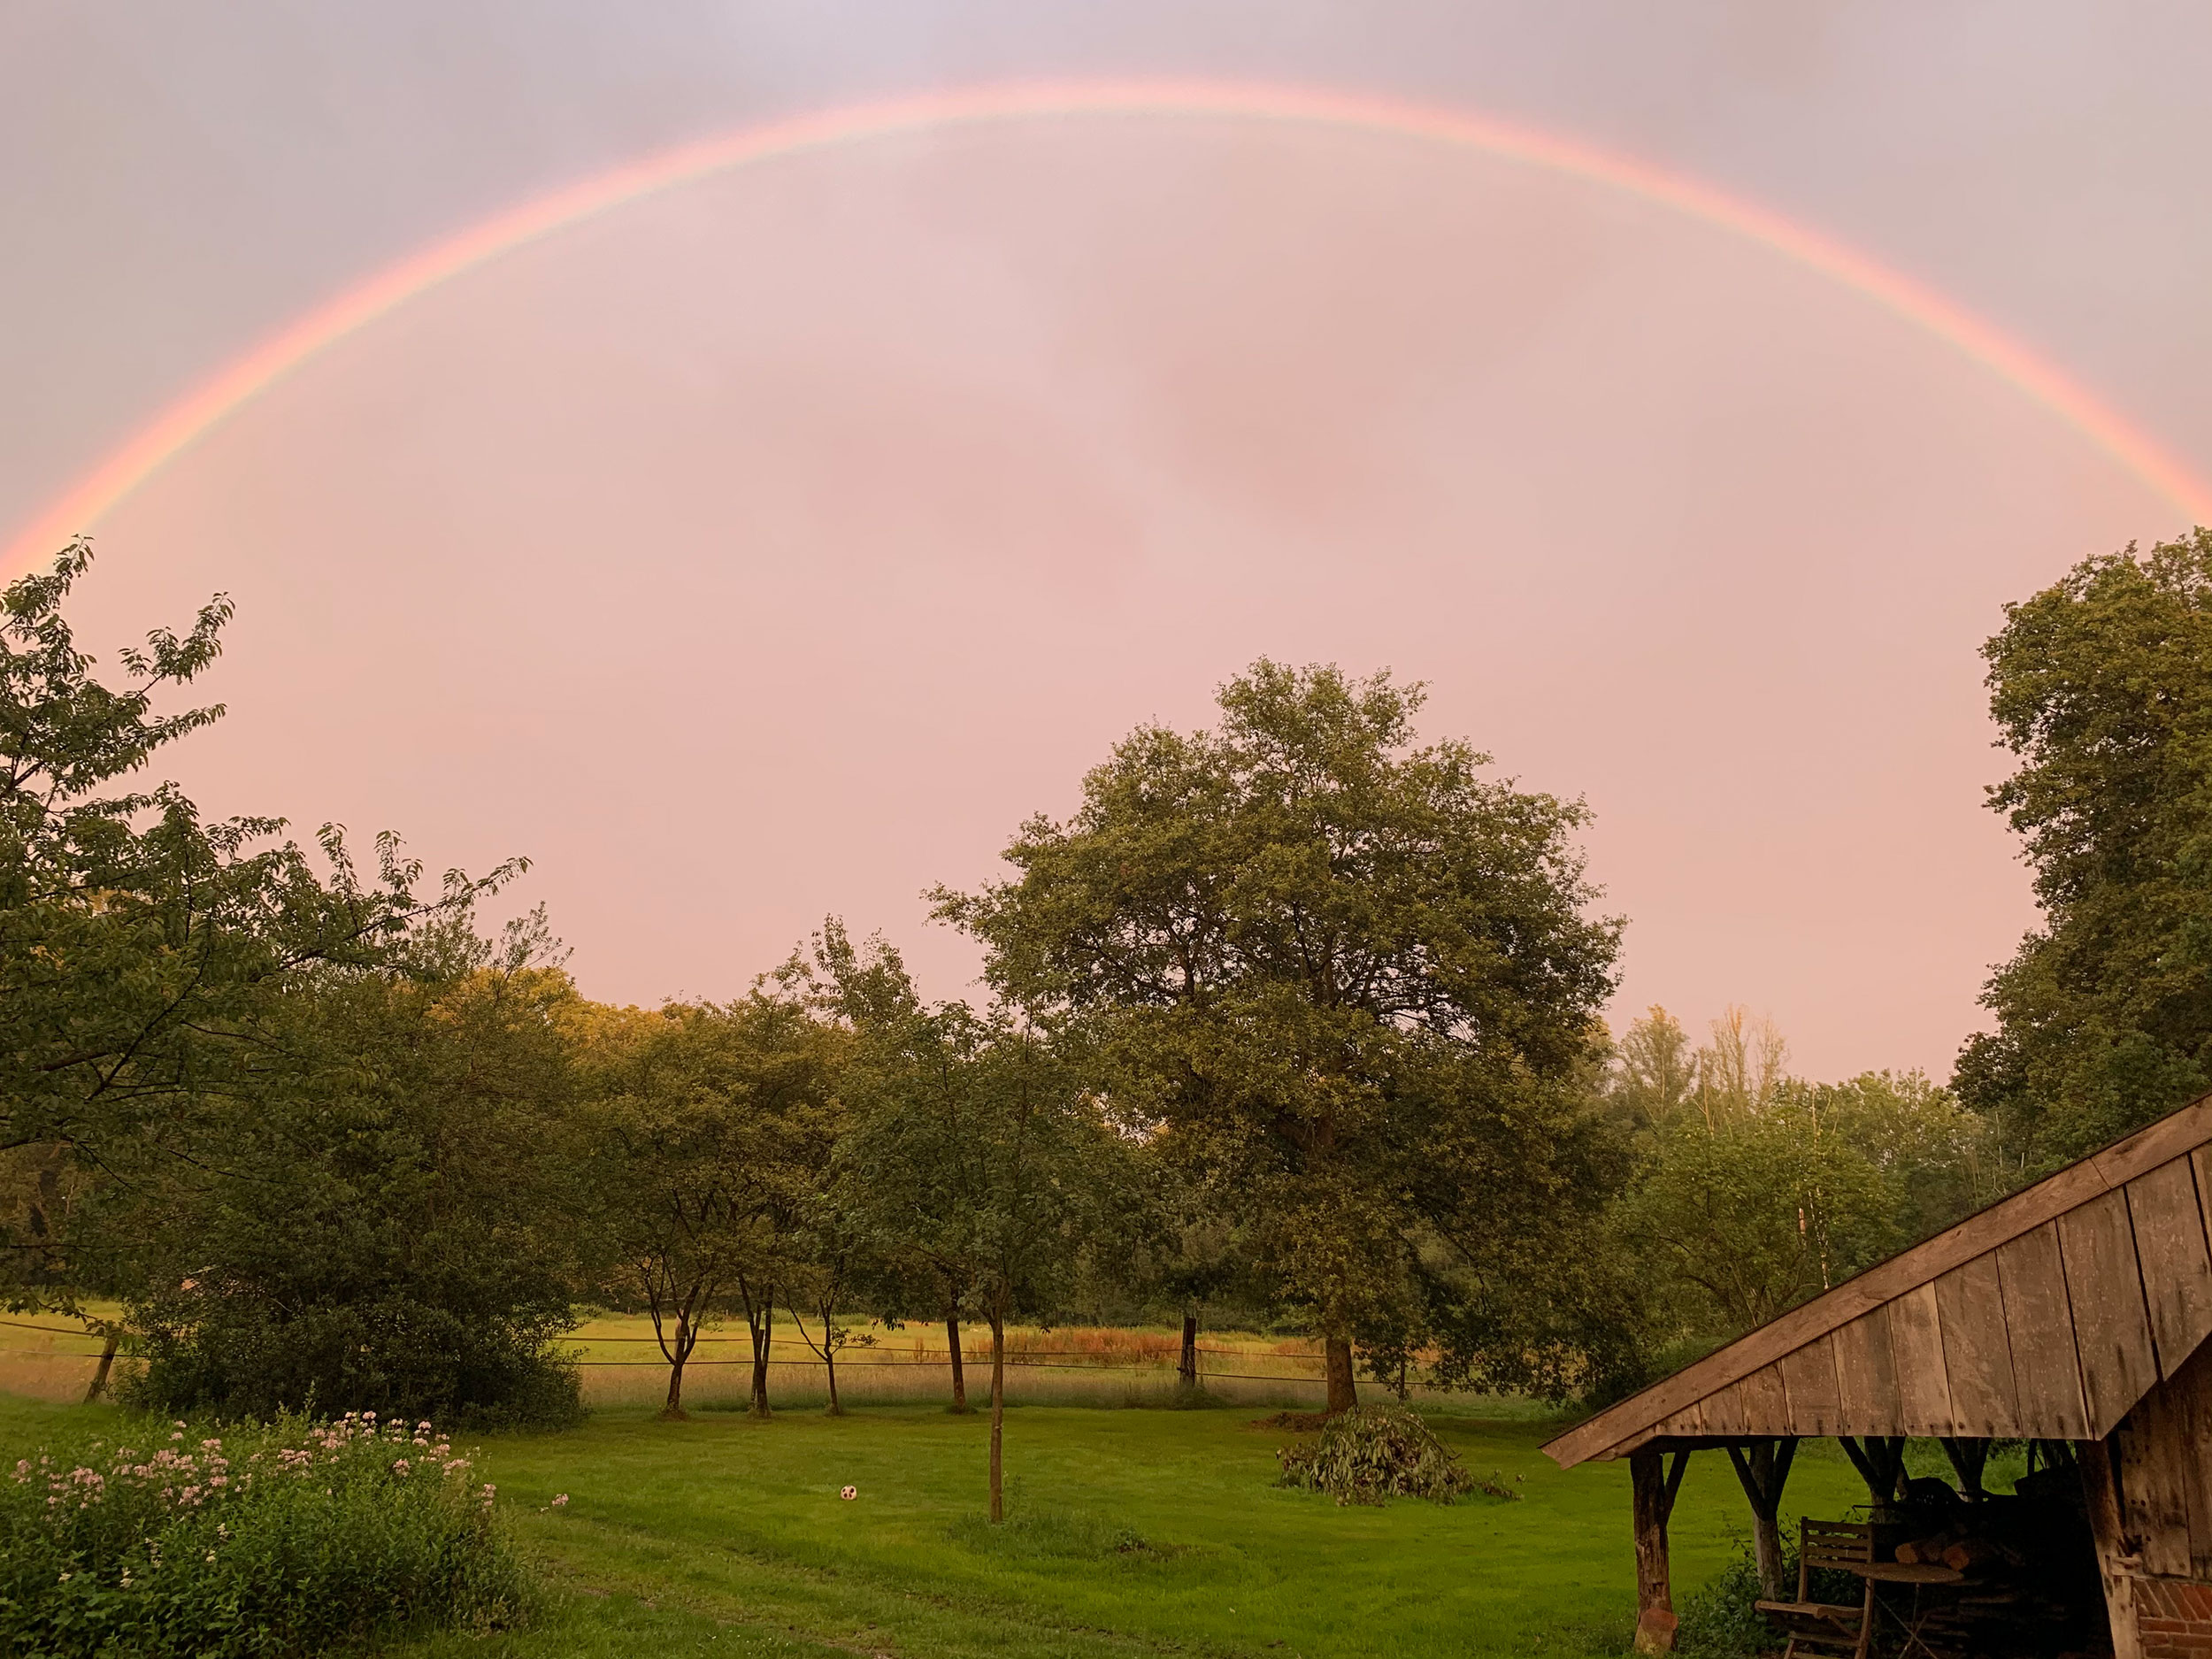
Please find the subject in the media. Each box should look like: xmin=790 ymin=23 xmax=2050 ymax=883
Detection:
xmin=1956 ymin=529 xmax=2212 ymax=1170
xmin=1 ymin=542 xmax=516 ymax=1318
xmin=934 ymin=660 xmax=1628 ymax=1411
xmin=122 ymin=910 xmax=588 ymax=1425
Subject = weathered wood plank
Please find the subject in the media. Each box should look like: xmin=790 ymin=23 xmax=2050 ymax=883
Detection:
xmin=2124 ymin=1155 xmax=2212 ymax=1377
xmin=2145 ymin=1337 xmax=2212 ymax=1578
xmin=1886 ymin=1281 xmax=1954 ymax=1436
xmin=1697 ymin=1379 xmax=1747 ymax=1436
xmin=1734 ymin=1363 xmax=1789 ymax=1431
xmin=2117 ymin=1376 xmax=2194 ymax=1578
xmin=1933 ymin=1252 xmax=2021 ymax=1436
xmin=2061 ymin=1187 xmax=2162 ymax=1435
xmin=1997 ymin=1221 xmax=2091 ymax=1439
xmin=2194 ymin=1144 xmax=2212 ymax=1248
xmin=1832 ymin=1308 xmax=1899 ymax=1436
xmin=1776 ymin=1336 xmax=1843 ymax=1436
xmin=1542 ymin=1089 xmax=2212 ymax=1469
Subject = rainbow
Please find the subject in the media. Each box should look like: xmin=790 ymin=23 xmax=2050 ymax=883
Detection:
xmin=10 ymin=76 xmax=2210 ymax=575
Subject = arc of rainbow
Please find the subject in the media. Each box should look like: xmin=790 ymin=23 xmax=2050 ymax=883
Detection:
xmin=10 ymin=76 xmax=2210 ymax=577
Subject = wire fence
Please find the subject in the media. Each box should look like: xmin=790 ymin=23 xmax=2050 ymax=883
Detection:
xmin=0 ymin=1321 xmax=1348 ymax=1406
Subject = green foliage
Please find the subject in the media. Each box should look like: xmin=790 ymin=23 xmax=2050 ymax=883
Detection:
xmin=576 ymin=990 xmax=844 ymax=1415
xmin=1959 ymin=528 xmax=2212 ymax=1169
xmin=0 ymin=1409 xmax=534 ymax=1656
xmin=1675 ymin=1540 xmax=1861 ymax=1659
xmin=1273 ymin=1404 xmax=1507 ymax=1506
xmin=935 ymin=660 xmax=1632 ymax=1400
xmin=1609 ymin=1006 xmax=1993 ymax=1346
xmin=829 ymin=966 xmax=1134 ymax=1340
xmin=1621 ymin=1105 xmax=1900 ymax=1333
xmin=1671 ymin=1546 xmax=1771 ymax=1657
xmin=1 ymin=547 xmax=519 ymax=1295
xmin=118 ymin=932 xmax=586 ymax=1429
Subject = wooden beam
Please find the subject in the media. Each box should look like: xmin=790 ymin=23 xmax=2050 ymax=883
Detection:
xmin=2080 ymin=1437 xmax=2143 ymax=1659
xmin=1541 ymin=1090 xmax=2212 ymax=1469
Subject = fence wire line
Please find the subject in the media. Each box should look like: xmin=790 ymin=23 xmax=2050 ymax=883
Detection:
xmin=0 ymin=1345 xmax=1327 ymax=1385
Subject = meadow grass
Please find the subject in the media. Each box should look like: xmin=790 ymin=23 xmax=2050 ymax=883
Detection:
xmin=0 ymin=1356 xmax=1910 ymax=1659
xmin=343 ymin=1399 xmax=1876 ymax=1658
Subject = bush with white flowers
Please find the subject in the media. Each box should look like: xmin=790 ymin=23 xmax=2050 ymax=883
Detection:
xmin=0 ymin=1409 xmax=533 ymax=1657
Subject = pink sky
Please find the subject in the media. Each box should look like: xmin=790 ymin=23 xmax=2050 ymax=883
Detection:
xmin=57 ymin=115 xmax=2169 ymax=1079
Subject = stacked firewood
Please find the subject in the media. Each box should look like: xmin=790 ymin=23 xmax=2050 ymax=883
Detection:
xmin=1882 ymin=1496 xmax=2101 ymax=1658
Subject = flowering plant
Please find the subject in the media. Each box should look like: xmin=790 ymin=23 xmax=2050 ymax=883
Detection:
xmin=0 ymin=1409 xmax=532 ymax=1657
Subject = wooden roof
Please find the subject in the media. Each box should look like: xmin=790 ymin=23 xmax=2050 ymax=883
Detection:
xmin=1543 ymin=1092 xmax=2212 ymax=1467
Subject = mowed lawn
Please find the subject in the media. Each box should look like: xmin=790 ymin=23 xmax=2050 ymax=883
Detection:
xmin=0 ymin=1392 xmax=1871 ymax=1659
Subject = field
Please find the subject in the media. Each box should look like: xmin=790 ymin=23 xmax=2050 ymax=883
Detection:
xmin=0 ymin=1384 xmax=1883 ymax=1659
xmin=0 ymin=1311 xmax=1485 ymax=1412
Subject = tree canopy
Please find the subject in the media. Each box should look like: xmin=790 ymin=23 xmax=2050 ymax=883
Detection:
xmin=1956 ymin=529 xmax=2212 ymax=1170
xmin=935 ymin=660 xmax=1630 ymax=1408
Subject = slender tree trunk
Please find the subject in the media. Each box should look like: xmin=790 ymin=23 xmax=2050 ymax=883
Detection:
xmin=946 ymin=1310 xmax=969 ymax=1413
xmin=749 ymin=1293 xmax=774 ymax=1418
xmin=664 ymin=1353 xmax=688 ymax=1417
xmin=825 ymin=1346 xmax=842 ymax=1416
xmin=988 ymin=1308 xmax=1007 ymax=1524
xmin=82 ymin=1333 xmax=119 ymax=1404
xmin=1324 ymin=1333 xmax=1358 ymax=1414
xmin=1179 ymin=1309 xmax=1198 ymax=1387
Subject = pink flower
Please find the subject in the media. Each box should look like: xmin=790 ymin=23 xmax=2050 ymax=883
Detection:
xmin=551 ymin=1494 xmax=568 ymax=1507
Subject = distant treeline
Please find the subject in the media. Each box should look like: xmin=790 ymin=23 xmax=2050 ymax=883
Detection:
xmin=8 ymin=530 xmax=2212 ymax=1448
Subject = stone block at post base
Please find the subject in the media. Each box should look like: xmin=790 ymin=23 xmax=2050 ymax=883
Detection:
xmin=1632 ymin=1607 xmax=1678 ymax=1655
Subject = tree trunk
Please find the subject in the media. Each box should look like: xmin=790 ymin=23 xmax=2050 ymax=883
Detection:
xmin=661 ymin=1310 xmax=693 ymax=1419
xmin=82 ymin=1333 xmax=119 ymax=1404
xmin=1324 ymin=1333 xmax=1358 ymax=1414
xmin=988 ymin=1310 xmax=1007 ymax=1524
xmin=1179 ymin=1310 xmax=1198 ymax=1387
xmin=664 ymin=1352 xmax=688 ymax=1417
xmin=749 ymin=1294 xmax=774 ymax=1418
xmin=825 ymin=1344 xmax=842 ymax=1417
xmin=946 ymin=1310 xmax=969 ymax=1413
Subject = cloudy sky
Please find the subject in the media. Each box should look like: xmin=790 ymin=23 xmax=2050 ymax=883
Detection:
xmin=7 ymin=2 xmax=2210 ymax=1078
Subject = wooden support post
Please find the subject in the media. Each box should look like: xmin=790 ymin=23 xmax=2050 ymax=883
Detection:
xmin=1725 ymin=1439 xmax=1798 ymax=1601
xmin=1939 ymin=1437 xmax=1988 ymax=1498
xmin=1632 ymin=1449 xmax=1690 ymax=1655
xmin=2078 ymin=1436 xmax=2142 ymax=1659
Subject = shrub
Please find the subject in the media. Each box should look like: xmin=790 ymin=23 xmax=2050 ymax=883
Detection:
xmin=1674 ymin=1546 xmax=1773 ymax=1657
xmin=122 ymin=1301 xmax=585 ymax=1433
xmin=1676 ymin=1541 xmax=1860 ymax=1657
xmin=0 ymin=1409 xmax=535 ymax=1657
xmin=1273 ymin=1404 xmax=1514 ymax=1506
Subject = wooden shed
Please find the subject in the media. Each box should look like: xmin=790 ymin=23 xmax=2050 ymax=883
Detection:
xmin=1541 ymin=1091 xmax=2212 ymax=1659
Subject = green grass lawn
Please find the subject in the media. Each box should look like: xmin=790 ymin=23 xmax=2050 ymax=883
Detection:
xmin=0 ymin=1391 xmax=1876 ymax=1659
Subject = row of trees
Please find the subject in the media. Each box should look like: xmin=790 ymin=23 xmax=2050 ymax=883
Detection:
xmin=11 ymin=528 xmax=2212 ymax=1500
